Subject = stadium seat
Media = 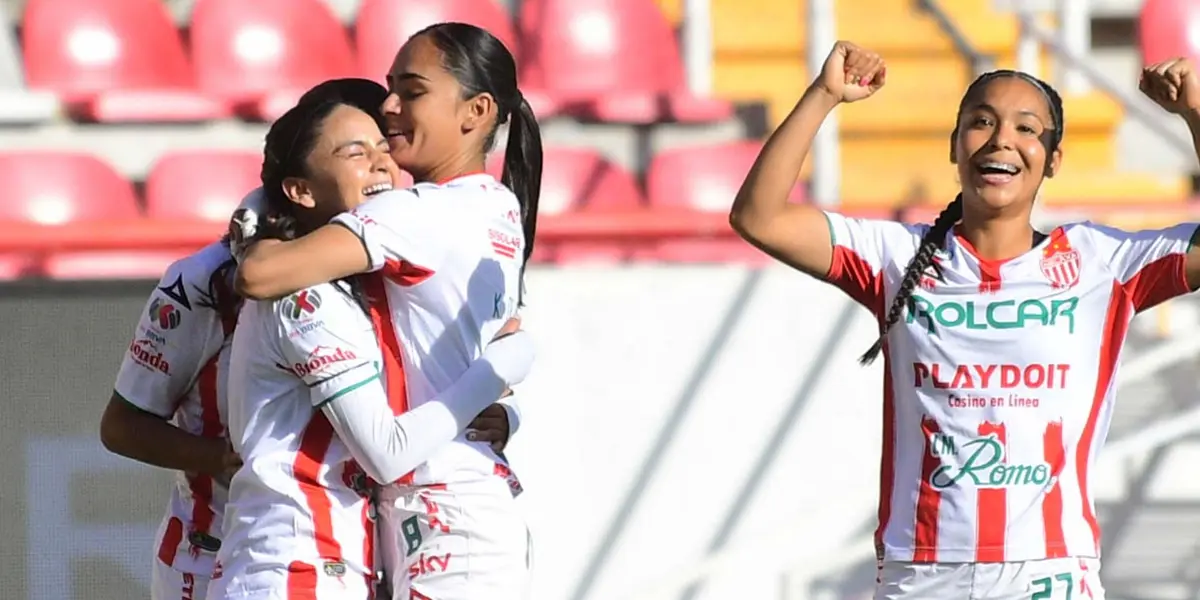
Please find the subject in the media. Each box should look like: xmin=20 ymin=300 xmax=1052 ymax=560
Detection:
xmin=647 ymin=141 xmax=804 ymax=211
xmin=0 ymin=13 xmax=58 ymax=123
xmin=43 ymin=251 xmax=185 ymax=280
xmin=1139 ymin=0 xmax=1200 ymax=65
xmin=354 ymin=0 xmax=520 ymax=82
xmin=642 ymin=141 xmax=788 ymax=264
xmin=0 ymin=254 xmax=36 ymax=280
xmin=487 ymin=147 xmax=644 ymax=263
xmin=0 ymin=152 xmax=159 ymax=278
xmin=190 ymin=0 xmax=357 ymax=121
xmin=145 ymin=151 xmax=263 ymax=221
xmin=22 ymin=0 xmax=228 ymax=122
xmin=0 ymin=153 xmax=139 ymax=223
xmin=519 ymin=0 xmax=732 ymax=123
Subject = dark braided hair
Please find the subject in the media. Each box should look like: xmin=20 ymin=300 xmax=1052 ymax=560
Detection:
xmin=857 ymin=70 xmax=1065 ymax=365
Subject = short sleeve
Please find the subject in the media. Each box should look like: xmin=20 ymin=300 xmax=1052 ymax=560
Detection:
xmin=270 ymin=284 xmax=380 ymax=407
xmin=112 ymin=264 xmax=223 ymax=417
xmin=1087 ymin=222 xmax=1199 ymax=312
xmin=330 ymin=188 xmax=443 ymax=276
xmin=823 ymin=211 xmax=925 ymax=312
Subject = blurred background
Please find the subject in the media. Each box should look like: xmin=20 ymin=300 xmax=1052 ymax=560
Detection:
xmin=2 ymin=0 xmax=1200 ymax=598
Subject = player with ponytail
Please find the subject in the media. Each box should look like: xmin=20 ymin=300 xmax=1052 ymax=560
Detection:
xmin=228 ymin=22 xmax=540 ymax=599
xmin=732 ymin=41 xmax=1200 ymax=599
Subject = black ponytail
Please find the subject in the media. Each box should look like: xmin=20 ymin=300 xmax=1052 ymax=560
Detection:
xmin=419 ymin=22 xmax=542 ymax=304
xmin=501 ymin=94 xmax=543 ymax=300
xmin=859 ymin=196 xmax=963 ymax=365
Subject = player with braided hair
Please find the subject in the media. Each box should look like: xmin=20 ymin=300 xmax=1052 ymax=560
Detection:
xmin=732 ymin=41 xmax=1200 ymax=599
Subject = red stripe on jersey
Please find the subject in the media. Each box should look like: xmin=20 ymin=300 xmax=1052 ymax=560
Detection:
xmin=187 ymin=354 xmax=225 ymax=539
xmin=1042 ymin=420 xmax=1067 ymax=557
xmin=293 ymin=415 xmax=344 ymax=562
xmin=1078 ymin=282 xmax=1135 ymax=552
xmin=156 ymin=516 xmax=185 ymax=567
xmin=1126 ymin=253 xmax=1190 ymax=312
xmin=382 ymin=257 xmax=434 ymax=287
xmin=286 ymin=561 xmax=319 ymax=600
xmin=492 ymin=241 xmax=516 ymax=258
xmin=913 ymin=416 xmax=942 ymax=562
xmin=975 ymin=421 xmax=1007 ymax=561
xmin=827 ymin=247 xmax=894 ymax=559
xmin=364 ymin=273 xmax=415 ymax=484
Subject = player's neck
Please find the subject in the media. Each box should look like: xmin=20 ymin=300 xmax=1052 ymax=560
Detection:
xmin=955 ymin=218 xmax=1038 ymax=262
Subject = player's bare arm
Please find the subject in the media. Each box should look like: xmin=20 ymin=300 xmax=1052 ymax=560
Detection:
xmin=235 ymin=224 xmax=370 ymax=300
xmin=100 ymin=393 xmax=241 ymax=485
xmin=730 ymin=41 xmax=885 ymax=280
xmin=1139 ymin=56 xmax=1200 ymax=290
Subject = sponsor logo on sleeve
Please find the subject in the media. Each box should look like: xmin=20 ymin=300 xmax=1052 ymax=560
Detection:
xmin=128 ymin=338 xmax=170 ymax=375
xmin=282 ymin=345 xmax=358 ymax=379
xmin=148 ymin=297 xmax=183 ymax=330
xmin=281 ymin=289 xmax=322 ymax=321
xmin=157 ymin=274 xmax=193 ymax=310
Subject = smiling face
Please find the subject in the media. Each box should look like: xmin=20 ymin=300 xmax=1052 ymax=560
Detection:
xmin=281 ymin=103 xmax=399 ymax=227
xmin=952 ymin=76 xmax=1063 ymax=217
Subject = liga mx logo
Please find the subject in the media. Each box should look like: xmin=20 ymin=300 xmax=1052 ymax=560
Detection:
xmin=148 ymin=297 xmax=182 ymax=330
xmin=282 ymin=289 xmax=322 ymax=320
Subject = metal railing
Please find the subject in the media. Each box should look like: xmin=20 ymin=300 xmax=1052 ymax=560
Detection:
xmin=915 ymin=0 xmax=995 ymax=77
xmin=1013 ymin=12 xmax=1195 ymax=158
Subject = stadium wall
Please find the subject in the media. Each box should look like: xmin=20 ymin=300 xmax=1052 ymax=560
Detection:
xmin=0 ymin=266 xmax=916 ymax=600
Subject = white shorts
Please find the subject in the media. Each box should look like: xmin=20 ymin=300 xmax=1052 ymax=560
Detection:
xmin=380 ymin=476 xmax=530 ymax=600
xmin=152 ymin=559 xmax=211 ymax=600
xmin=208 ymin=563 xmax=372 ymax=600
xmin=876 ymin=556 xmax=1104 ymax=600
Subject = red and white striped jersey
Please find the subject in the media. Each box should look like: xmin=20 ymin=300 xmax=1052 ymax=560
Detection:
xmin=331 ymin=173 xmax=525 ymax=488
xmin=824 ymin=213 xmax=1198 ymax=563
xmin=217 ymin=281 xmax=376 ymax=596
xmin=111 ymin=241 xmax=237 ymax=575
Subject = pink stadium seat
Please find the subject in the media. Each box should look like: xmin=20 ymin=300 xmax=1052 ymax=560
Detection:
xmin=642 ymin=141 xmax=792 ymax=264
xmin=0 ymin=255 xmax=35 ymax=280
xmin=519 ymin=0 xmax=731 ymax=123
xmin=1139 ymin=0 xmax=1200 ymax=65
xmin=647 ymin=141 xmax=805 ymax=210
xmin=43 ymin=250 xmax=184 ymax=280
xmin=0 ymin=152 xmax=160 ymax=278
xmin=22 ymin=0 xmax=228 ymax=122
xmin=145 ymin=151 xmax=263 ymax=221
xmin=0 ymin=153 xmax=139 ymax=223
xmin=488 ymin=147 xmax=644 ymax=263
xmin=190 ymin=0 xmax=357 ymax=121
xmin=355 ymin=0 xmax=519 ymax=82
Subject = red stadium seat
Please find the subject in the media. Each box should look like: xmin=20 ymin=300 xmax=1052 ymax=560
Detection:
xmin=647 ymin=141 xmax=805 ymax=211
xmin=355 ymin=0 xmax=519 ymax=82
xmin=488 ymin=147 xmax=644 ymax=263
xmin=0 ymin=153 xmax=139 ymax=223
xmin=43 ymin=250 xmax=184 ymax=280
xmin=190 ymin=0 xmax=356 ymax=121
xmin=145 ymin=151 xmax=262 ymax=221
xmin=642 ymin=142 xmax=793 ymax=264
xmin=1139 ymin=0 xmax=1200 ymax=65
xmin=0 ymin=254 xmax=36 ymax=280
xmin=0 ymin=152 xmax=160 ymax=277
xmin=519 ymin=0 xmax=731 ymax=123
xmin=22 ymin=0 xmax=228 ymax=122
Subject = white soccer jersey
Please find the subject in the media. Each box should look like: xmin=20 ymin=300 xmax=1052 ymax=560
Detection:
xmin=824 ymin=213 xmax=1198 ymax=564
xmin=112 ymin=241 xmax=237 ymax=574
xmin=331 ymin=173 xmax=525 ymax=488
xmin=218 ymin=281 xmax=379 ymax=597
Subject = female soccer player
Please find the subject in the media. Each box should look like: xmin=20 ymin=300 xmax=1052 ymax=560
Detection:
xmin=232 ymin=22 xmax=540 ymax=599
xmin=730 ymin=41 xmax=1200 ymax=599
xmin=100 ymin=241 xmax=241 ymax=600
xmin=214 ymin=85 xmax=533 ymax=600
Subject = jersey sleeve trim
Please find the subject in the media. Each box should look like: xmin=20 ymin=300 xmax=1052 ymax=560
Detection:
xmin=314 ymin=371 xmax=381 ymax=408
